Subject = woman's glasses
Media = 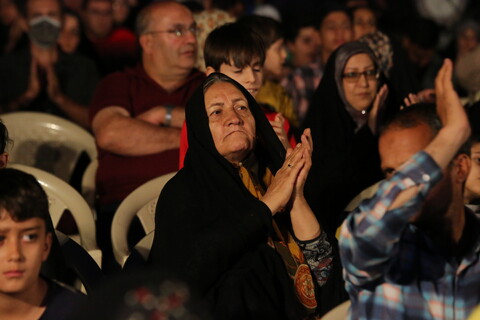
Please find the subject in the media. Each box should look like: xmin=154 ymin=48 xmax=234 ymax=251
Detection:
xmin=342 ymin=69 xmax=379 ymax=83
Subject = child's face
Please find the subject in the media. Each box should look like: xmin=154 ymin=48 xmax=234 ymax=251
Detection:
xmin=264 ymin=38 xmax=287 ymax=80
xmin=0 ymin=211 xmax=51 ymax=296
xmin=217 ymin=58 xmax=263 ymax=98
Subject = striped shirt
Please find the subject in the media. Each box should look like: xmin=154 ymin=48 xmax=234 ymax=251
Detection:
xmin=339 ymin=151 xmax=480 ymax=320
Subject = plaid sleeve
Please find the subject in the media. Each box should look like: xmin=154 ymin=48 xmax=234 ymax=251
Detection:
xmin=339 ymin=150 xmax=442 ymax=289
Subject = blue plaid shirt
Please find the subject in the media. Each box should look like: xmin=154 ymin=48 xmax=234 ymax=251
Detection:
xmin=339 ymin=151 xmax=480 ymax=320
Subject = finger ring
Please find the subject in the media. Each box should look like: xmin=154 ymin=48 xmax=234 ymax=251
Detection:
xmin=287 ymin=163 xmax=293 ymax=168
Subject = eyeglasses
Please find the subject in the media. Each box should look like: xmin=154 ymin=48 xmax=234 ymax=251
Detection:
xmin=145 ymin=25 xmax=199 ymax=38
xmin=342 ymin=69 xmax=379 ymax=83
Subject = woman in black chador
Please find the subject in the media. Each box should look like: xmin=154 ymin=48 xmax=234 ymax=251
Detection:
xmin=149 ymin=73 xmax=346 ymax=319
xmin=303 ymin=41 xmax=387 ymax=235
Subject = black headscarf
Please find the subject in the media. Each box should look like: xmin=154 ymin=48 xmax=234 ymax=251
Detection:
xmin=149 ymin=73 xmax=310 ymax=319
xmin=302 ymin=42 xmax=384 ymax=235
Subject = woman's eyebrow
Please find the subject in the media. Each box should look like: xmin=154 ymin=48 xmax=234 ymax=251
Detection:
xmin=207 ymin=102 xmax=224 ymax=109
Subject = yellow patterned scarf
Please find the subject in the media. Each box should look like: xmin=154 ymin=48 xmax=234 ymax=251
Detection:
xmin=238 ymin=165 xmax=317 ymax=313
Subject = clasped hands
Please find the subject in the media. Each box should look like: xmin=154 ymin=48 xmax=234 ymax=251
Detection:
xmin=261 ymin=128 xmax=313 ymax=215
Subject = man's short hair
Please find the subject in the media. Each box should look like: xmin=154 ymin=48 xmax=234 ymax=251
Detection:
xmin=204 ymin=22 xmax=265 ymax=71
xmin=0 ymin=169 xmax=51 ymax=230
xmin=237 ymin=15 xmax=283 ymax=49
xmin=135 ymin=1 xmax=152 ymax=36
xmin=283 ymin=16 xmax=316 ymax=44
xmin=379 ymin=103 xmax=441 ymax=135
xmin=380 ymin=103 xmax=470 ymax=155
xmin=136 ymin=1 xmax=184 ymax=36
xmin=0 ymin=119 xmax=10 ymax=154
xmin=18 ymin=0 xmax=64 ymax=18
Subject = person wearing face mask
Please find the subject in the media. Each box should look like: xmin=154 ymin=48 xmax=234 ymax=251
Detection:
xmin=0 ymin=0 xmax=99 ymax=129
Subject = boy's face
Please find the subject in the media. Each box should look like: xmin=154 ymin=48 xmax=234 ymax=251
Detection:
xmin=0 ymin=211 xmax=51 ymax=296
xmin=208 ymin=58 xmax=263 ymax=98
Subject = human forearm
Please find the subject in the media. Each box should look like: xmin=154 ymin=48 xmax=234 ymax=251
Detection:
xmin=136 ymin=105 xmax=185 ymax=129
xmin=290 ymin=196 xmax=321 ymax=241
xmin=339 ymin=151 xmax=442 ymax=284
xmin=93 ymin=108 xmax=181 ymax=156
xmin=52 ymin=94 xmax=90 ymax=129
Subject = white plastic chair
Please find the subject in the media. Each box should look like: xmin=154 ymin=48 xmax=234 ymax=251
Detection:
xmin=8 ymin=163 xmax=102 ymax=268
xmin=111 ymin=172 xmax=177 ymax=266
xmin=344 ymin=180 xmax=383 ymax=212
xmin=122 ymin=231 xmax=155 ymax=270
xmin=1 ymin=111 xmax=97 ymax=183
xmin=321 ymin=301 xmax=351 ymax=320
xmin=81 ymin=159 xmax=98 ymax=210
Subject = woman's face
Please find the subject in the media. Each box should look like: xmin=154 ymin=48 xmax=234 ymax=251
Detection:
xmin=205 ymin=81 xmax=256 ymax=165
xmin=465 ymin=142 xmax=480 ymax=203
xmin=58 ymin=14 xmax=80 ymax=53
xmin=342 ymin=53 xmax=378 ymax=111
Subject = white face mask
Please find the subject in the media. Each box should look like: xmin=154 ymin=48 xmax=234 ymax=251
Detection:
xmin=29 ymin=15 xmax=61 ymax=48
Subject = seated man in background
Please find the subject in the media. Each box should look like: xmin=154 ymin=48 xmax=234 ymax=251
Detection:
xmin=0 ymin=0 xmax=99 ymax=129
xmin=79 ymin=0 xmax=137 ymax=76
xmin=0 ymin=168 xmax=85 ymax=319
xmin=340 ymin=59 xmax=479 ymax=319
xmin=90 ymin=1 xmax=204 ymax=270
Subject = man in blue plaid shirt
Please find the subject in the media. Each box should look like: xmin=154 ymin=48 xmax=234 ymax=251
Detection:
xmin=339 ymin=59 xmax=479 ymax=320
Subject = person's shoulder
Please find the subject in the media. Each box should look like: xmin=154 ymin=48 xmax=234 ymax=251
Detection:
xmin=99 ymin=65 xmax=142 ymax=84
xmin=39 ymin=279 xmax=86 ymax=320
xmin=110 ymin=27 xmax=136 ymax=41
xmin=185 ymin=68 xmax=206 ymax=83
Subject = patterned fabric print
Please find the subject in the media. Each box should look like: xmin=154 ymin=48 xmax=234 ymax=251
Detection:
xmin=193 ymin=9 xmax=235 ymax=72
xmin=296 ymin=231 xmax=333 ymax=287
xmin=281 ymin=61 xmax=323 ymax=123
xmin=238 ymin=164 xmax=325 ymax=313
xmin=339 ymin=150 xmax=480 ymax=320
xmin=359 ymin=31 xmax=394 ymax=78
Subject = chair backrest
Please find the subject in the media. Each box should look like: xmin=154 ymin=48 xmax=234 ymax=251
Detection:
xmin=321 ymin=300 xmax=351 ymax=320
xmin=81 ymin=159 xmax=98 ymax=210
xmin=54 ymin=231 xmax=104 ymax=294
xmin=122 ymin=231 xmax=154 ymax=270
xmin=344 ymin=180 xmax=383 ymax=212
xmin=111 ymin=172 xmax=176 ymax=266
xmin=8 ymin=163 xmax=102 ymax=267
xmin=1 ymin=111 xmax=97 ymax=182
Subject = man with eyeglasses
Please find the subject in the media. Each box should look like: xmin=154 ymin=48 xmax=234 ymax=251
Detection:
xmin=89 ymin=1 xmax=205 ymax=272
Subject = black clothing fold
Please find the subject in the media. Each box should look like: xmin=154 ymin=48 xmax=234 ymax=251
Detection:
xmin=148 ymin=74 xmax=309 ymax=319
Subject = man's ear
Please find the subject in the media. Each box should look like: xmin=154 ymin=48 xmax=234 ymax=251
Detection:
xmin=42 ymin=232 xmax=52 ymax=262
xmin=452 ymin=153 xmax=471 ymax=183
xmin=139 ymin=34 xmax=152 ymax=54
xmin=205 ymin=66 xmax=216 ymax=76
xmin=0 ymin=153 xmax=8 ymax=168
